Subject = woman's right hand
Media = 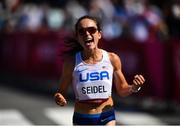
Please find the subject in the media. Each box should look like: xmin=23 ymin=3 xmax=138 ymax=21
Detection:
xmin=54 ymin=93 xmax=67 ymax=106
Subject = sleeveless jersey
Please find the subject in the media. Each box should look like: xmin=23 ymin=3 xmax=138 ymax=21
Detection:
xmin=72 ymin=49 xmax=113 ymax=101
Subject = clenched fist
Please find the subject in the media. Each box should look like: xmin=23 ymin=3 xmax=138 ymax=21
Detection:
xmin=54 ymin=93 xmax=67 ymax=106
xmin=131 ymin=74 xmax=145 ymax=92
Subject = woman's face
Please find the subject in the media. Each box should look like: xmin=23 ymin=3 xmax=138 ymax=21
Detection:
xmin=76 ymin=18 xmax=102 ymax=51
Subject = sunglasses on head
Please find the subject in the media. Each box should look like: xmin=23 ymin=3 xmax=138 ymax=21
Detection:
xmin=78 ymin=27 xmax=98 ymax=36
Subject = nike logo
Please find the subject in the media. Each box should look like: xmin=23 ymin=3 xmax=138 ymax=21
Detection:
xmin=101 ymin=118 xmax=108 ymax=123
xmin=101 ymin=116 xmax=114 ymax=123
xmin=77 ymin=68 xmax=88 ymax=73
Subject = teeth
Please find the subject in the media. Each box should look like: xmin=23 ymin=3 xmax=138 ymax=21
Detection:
xmin=85 ymin=39 xmax=92 ymax=42
xmin=84 ymin=39 xmax=93 ymax=43
xmin=85 ymin=38 xmax=92 ymax=41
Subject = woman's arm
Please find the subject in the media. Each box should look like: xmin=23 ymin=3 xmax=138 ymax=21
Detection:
xmin=54 ymin=56 xmax=75 ymax=106
xmin=109 ymin=52 xmax=145 ymax=97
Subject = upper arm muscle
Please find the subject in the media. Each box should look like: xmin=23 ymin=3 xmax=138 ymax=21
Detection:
xmin=109 ymin=53 xmax=129 ymax=93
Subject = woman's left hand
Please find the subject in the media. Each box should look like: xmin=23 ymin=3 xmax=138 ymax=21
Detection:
xmin=131 ymin=74 xmax=145 ymax=92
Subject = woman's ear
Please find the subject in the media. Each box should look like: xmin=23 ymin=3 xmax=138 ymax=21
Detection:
xmin=98 ymin=31 xmax=102 ymax=39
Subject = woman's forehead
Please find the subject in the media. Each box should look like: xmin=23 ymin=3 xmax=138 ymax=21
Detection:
xmin=78 ymin=18 xmax=97 ymax=28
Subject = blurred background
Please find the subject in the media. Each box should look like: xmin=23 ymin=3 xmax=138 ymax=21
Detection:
xmin=0 ymin=0 xmax=180 ymax=125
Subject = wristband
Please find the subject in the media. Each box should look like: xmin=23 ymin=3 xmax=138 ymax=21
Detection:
xmin=130 ymin=86 xmax=141 ymax=93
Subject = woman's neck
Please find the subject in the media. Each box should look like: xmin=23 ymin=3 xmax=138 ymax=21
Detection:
xmin=82 ymin=48 xmax=102 ymax=64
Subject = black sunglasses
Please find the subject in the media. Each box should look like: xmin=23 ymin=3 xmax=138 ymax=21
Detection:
xmin=78 ymin=27 xmax=98 ymax=36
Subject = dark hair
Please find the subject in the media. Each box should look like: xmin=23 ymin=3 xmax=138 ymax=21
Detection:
xmin=75 ymin=15 xmax=102 ymax=35
xmin=62 ymin=15 xmax=102 ymax=57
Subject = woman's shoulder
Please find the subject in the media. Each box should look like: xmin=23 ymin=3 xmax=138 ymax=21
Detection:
xmin=106 ymin=51 xmax=122 ymax=68
xmin=107 ymin=51 xmax=121 ymax=61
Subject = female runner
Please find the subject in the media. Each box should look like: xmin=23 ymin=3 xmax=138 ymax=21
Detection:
xmin=54 ymin=15 xmax=145 ymax=125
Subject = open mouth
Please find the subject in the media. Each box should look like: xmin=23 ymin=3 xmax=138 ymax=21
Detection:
xmin=84 ymin=38 xmax=94 ymax=45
